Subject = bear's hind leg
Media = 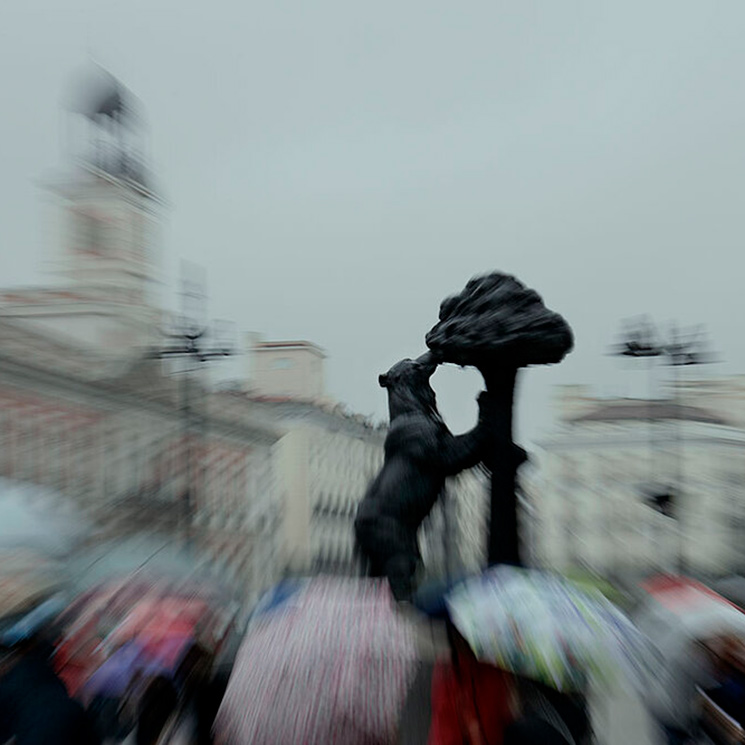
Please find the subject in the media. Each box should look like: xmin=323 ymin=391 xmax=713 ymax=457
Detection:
xmin=355 ymin=514 xmax=420 ymax=601
xmin=385 ymin=552 xmax=419 ymax=602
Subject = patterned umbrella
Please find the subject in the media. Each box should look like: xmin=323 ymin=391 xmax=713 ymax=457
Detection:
xmin=214 ymin=577 xmax=419 ymax=745
xmin=54 ymin=579 xmax=233 ymax=697
xmin=446 ymin=566 xmax=661 ymax=693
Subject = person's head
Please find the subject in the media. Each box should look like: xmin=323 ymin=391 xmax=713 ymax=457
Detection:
xmin=696 ymin=634 xmax=743 ymax=678
xmin=719 ymin=635 xmax=745 ymax=674
xmin=175 ymin=643 xmax=211 ymax=689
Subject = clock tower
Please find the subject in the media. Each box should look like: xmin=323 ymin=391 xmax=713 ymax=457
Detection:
xmin=1 ymin=67 xmax=165 ymax=357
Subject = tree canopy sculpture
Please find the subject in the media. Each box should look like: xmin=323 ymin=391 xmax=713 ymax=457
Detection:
xmin=426 ymin=272 xmax=573 ymax=566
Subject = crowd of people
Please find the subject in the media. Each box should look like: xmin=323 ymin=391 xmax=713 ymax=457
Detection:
xmin=0 ymin=629 xmax=231 ymax=745
xmin=691 ymin=635 xmax=745 ymax=744
xmin=0 ymin=635 xmax=99 ymax=745
xmin=4 ymin=565 xmax=745 ymax=745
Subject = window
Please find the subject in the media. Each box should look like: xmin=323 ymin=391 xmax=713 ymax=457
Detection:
xmin=78 ymin=214 xmax=105 ymax=254
xmin=272 ymin=358 xmax=294 ymax=370
xmin=132 ymin=213 xmax=146 ymax=260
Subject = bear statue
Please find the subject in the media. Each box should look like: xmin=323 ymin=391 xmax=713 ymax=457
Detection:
xmin=354 ymin=351 xmax=496 ymax=602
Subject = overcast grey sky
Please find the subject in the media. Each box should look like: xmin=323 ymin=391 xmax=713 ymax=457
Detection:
xmin=2 ymin=1 xmax=744 ymax=443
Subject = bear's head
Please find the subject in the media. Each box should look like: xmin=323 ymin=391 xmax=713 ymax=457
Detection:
xmin=379 ymin=352 xmax=441 ymax=421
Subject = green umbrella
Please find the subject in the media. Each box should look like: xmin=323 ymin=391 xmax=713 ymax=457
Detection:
xmin=562 ymin=570 xmax=630 ymax=609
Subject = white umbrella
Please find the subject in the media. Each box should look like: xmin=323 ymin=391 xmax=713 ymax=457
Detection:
xmin=713 ymin=576 xmax=745 ymax=610
xmin=66 ymin=534 xmax=229 ymax=597
xmin=445 ymin=565 xmax=660 ymax=692
xmin=633 ymin=576 xmax=745 ymax=725
xmin=0 ymin=477 xmax=89 ymax=556
xmin=634 ymin=576 xmax=745 ymax=651
xmin=0 ymin=479 xmax=84 ymax=619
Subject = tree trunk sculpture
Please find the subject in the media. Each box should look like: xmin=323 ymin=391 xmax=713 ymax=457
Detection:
xmin=426 ymin=273 xmax=573 ymax=567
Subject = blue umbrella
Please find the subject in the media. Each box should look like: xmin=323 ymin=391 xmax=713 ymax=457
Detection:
xmin=0 ymin=594 xmax=68 ymax=647
xmin=411 ymin=574 xmax=471 ymax=620
xmin=80 ymin=640 xmax=147 ymax=699
xmin=81 ymin=634 xmax=194 ymax=700
xmin=248 ymin=580 xmax=307 ymax=624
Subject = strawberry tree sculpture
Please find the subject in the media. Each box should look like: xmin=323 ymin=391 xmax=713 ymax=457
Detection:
xmin=426 ymin=272 xmax=573 ymax=566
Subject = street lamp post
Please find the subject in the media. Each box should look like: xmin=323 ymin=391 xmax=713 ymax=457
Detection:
xmin=149 ymin=324 xmax=232 ymax=552
xmin=612 ymin=318 xmax=716 ymax=575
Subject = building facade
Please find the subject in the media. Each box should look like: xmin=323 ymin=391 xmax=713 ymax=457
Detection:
xmin=243 ymin=397 xmax=385 ymax=576
xmin=419 ymin=468 xmax=491 ymax=580
xmin=0 ymin=71 xmax=287 ymax=615
xmin=242 ymin=341 xmax=491 ymax=581
xmin=247 ymin=337 xmax=327 ymax=403
xmin=526 ymin=384 xmax=745 ymax=582
xmin=0 ymin=316 xmax=283 ymax=612
xmin=0 ymin=68 xmax=492 ymax=615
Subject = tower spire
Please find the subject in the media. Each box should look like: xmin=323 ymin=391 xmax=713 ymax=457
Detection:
xmin=66 ymin=63 xmax=149 ymax=188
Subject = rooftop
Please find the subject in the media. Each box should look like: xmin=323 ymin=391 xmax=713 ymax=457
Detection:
xmin=222 ymin=391 xmax=387 ymax=435
xmin=572 ymin=400 xmax=729 ymax=426
xmin=253 ymin=340 xmax=326 ymax=358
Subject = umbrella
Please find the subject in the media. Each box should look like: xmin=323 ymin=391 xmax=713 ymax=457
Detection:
xmin=0 ymin=594 xmax=68 ymax=646
xmin=445 ymin=565 xmax=660 ymax=692
xmin=80 ymin=639 xmax=150 ymax=699
xmin=105 ymin=596 xmax=215 ymax=653
xmin=562 ymin=569 xmax=631 ymax=609
xmin=66 ymin=535 xmax=235 ymax=626
xmin=0 ymin=548 xmax=68 ymax=620
xmin=81 ymin=633 xmax=195 ymax=701
xmin=66 ymin=534 xmax=228 ymax=593
xmin=633 ymin=575 xmax=745 ymax=668
xmin=0 ymin=477 xmax=89 ymax=556
xmin=214 ymin=577 xmax=419 ymax=745
xmin=713 ymin=576 xmax=745 ymax=610
xmin=247 ymin=579 xmax=307 ymax=625
xmin=54 ymin=577 xmax=235 ymax=697
xmin=636 ymin=576 xmax=745 ymax=643
xmin=633 ymin=575 xmax=745 ymax=726
xmin=54 ymin=587 xmax=126 ymax=697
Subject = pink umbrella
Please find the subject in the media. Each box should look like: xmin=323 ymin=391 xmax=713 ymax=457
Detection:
xmin=214 ymin=577 xmax=418 ymax=745
xmin=108 ymin=598 xmax=206 ymax=645
xmin=54 ymin=582 xmax=225 ymax=697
